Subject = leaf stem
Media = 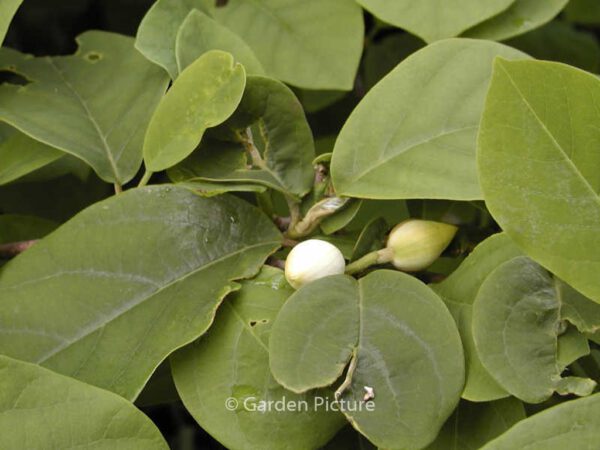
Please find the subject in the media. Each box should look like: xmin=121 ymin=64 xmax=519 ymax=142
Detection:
xmin=237 ymin=127 xmax=302 ymax=232
xmin=113 ymin=183 xmax=123 ymax=194
xmin=138 ymin=169 xmax=153 ymax=188
xmin=335 ymin=348 xmax=358 ymax=400
xmin=0 ymin=240 xmax=38 ymax=259
xmin=345 ymin=248 xmax=393 ymax=275
xmin=286 ymin=196 xmax=348 ymax=239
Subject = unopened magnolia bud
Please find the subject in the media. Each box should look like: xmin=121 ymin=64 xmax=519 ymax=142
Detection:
xmin=385 ymin=219 xmax=457 ymax=272
xmin=285 ymin=239 xmax=345 ymax=289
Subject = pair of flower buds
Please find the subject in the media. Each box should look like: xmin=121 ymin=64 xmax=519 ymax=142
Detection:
xmin=285 ymin=219 xmax=457 ymax=289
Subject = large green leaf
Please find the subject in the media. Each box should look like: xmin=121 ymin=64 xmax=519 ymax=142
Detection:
xmin=0 ymin=0 xmax=22 ymax=44
xmin=433 ymin=233 xmax=522 ymax=402
xmin=143 ymin=50 xmax=245 ymax=172
xmin=170 ymin=75 xmax=314 ymax=197
xmin=211 ymin=0 xmax=364 ymax=90
xmin=269 ymin=270 xmax=464 ymax=449
xmin=331 ymin=39 xmax=528 ymax=200
xmin=0 ymin=185 xmax=281 ymax=400
xmin=0 ymin=31 xmax=169 ymax=184
xmin=478 ymin=59 xmax=600 ymax=303
xmin=463 ymin=0 xmax=569 ymax=41
xmin=425 ymin=398 xmax=526 ymax=450
xmin=175 ymin=9 xmax=264 ymax=75
xmin=135 ymin=0 xmax=213 ymax=79
xmin=356 ymin=0 xmax=514 ymax=43
xmin=0 ymin=131 xmax=63 ymax=185
xmin=472 ymin=257 xmax=596 ymax=403
xmin=481 ymin=393 xmax=600 ymax=449
xmin=172 ymin=267 xmax=345 ymax=450
xmin=0 ymin=355 xmax=168 ymax=449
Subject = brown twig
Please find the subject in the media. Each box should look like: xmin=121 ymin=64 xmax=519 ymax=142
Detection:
xmin=0 ymin=239 xmax=38 ymax=259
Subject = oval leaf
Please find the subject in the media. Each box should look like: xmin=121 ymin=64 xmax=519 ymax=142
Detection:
xmin=478 ymin=58 xmax=600 ymax=303
xmin=269 ymin=270 xmax=464 ymax=449
xmin=175 ymin=9 xmax=264 ymax=75
xmin=172 ymin=267 xmax=345 ymax=450
xmin=134 ymin=0 xmax=213 ymax=79
xmin=171 ymin=75 xmax=315 ymax=197
xmin=0 ymin=355 xmax=168 ymax=450
xmin=0 ymin=31 xmax=169 ymax=184
xmin=143 ymin=50 xmax=246 ymax=172
xmin=0 ymin=185 xmax=281 ymax=400
xmin=331 ymin=39 xmax=528 ymax=200
xmin=482 ymin=393 xmax=600 ymax=450
xmin=472 ymin=257 xmax=596 ymax=403
xmin=212 ymin=0 xmax=364 ymax=90
xmin=0 ymin=0 xmax=22 ymax=44
xmin=433 ymin=233 xmax=522 ymax=401
xmin=356 ymin=0 xmax=513 ymax=43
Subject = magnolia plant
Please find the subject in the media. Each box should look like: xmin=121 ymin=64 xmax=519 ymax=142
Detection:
xmin=0 ymin=0 xmax=599 ymax=449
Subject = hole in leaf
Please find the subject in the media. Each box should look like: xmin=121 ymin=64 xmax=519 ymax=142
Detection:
xmin=85 ymin=52 xmax=102 ymax=62
xmin=249 ymin=320 xmax=257 ymax=327
xmin=0 ymin=70 xmax=29 ymax=86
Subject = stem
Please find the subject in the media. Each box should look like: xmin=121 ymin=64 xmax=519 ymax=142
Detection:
xmin=237 ymin=128 xmax=302 ymax=230
xmin=335 ymin=348 xmax=358 ymax=400
xmin=345 ymin=248 xmax=394 ymax=275
xmin=113 ymin=183 xmax=122 ymax=194
xmin=0 ymin=240 xmax=38 ymax=259
xmin=138 ymin=169 xmax=153 ymax=188
xmin=286 ymin=197 xmax=348 ymax=239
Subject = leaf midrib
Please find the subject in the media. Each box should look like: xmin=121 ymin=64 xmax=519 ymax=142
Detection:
xmin=497 ymin=62 xmax=600 ymax=207
xmin=47 ymin=59 xmax=121 ymax=182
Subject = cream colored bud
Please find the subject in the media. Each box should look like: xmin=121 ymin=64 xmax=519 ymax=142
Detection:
xmin=285 ymin=239 xmax=345 ymax=289
xmin=386 ymin=219 xmax=457 ymax=272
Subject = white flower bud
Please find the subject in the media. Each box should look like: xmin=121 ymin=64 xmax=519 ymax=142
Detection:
xmin=285 ymin=239 xmax=345 ymax=289
xmin=385 ymin=219 xmax=457 ymax=272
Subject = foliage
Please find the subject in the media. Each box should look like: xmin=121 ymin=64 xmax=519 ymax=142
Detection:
xmin=1 ymin=1 xmax=600 ymax=449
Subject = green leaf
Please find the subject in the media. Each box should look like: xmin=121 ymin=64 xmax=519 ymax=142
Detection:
xmin=0 ymin=130 xmax=63 ymax=186
xmin=425 ymin=398 xmax=526 ymax=450
xmin=472 ymin=257 xmax=596 ymax=403
xmin=463 ymin=0 xmax=569 ymax=41
xmin=0 ymin=185 xmax=281 ymax=400
xmin=269 ymin=270 xmax=464 ymax=449
xmin=478 ymin=58 xmax=600 ymax=304
xmin=135 ymin=0 xmax=213 ymax=79
xmin=331 ymin=39 xmax=528 ymax=200
xmin=320 ymin=199 xmax=362 ymax=235
xmin=175 ymin=179 xmax=267 ymax=197
xmin=171 ymin=76 xmax=315 ymax=197
xmin=0 ymin=0 xmax=22 ymax=44
xmin=211 ymin=0 xmax=364 ymax=90
xmin=558 ymin=279 xmax=600 ymax=334
xmin=0 ymin=355 xmax=168 ymax=450
xmin=143 ymin=50 xmax=245 ymax=172
xmin=506 ymin=21 xmax=600 ymax=73
xmin=172 ymin=267 xmax=345 ymax=450
xmin=350 ymin=217 xmax=388 ymax=262
xmin=433 ymin=233 xmax=522 ymax=402
xmin=481 ymin=393 xmax=600 ymax=450
xmin=557 ymin=326 xmax=590 ymax=370
xmin=356 ymin=0 xmax=514 ymax=43
xmin=0 ymin=31 xmax=169 ymax=184
xmin=175 ymin=9 xmax=264 ymax=75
